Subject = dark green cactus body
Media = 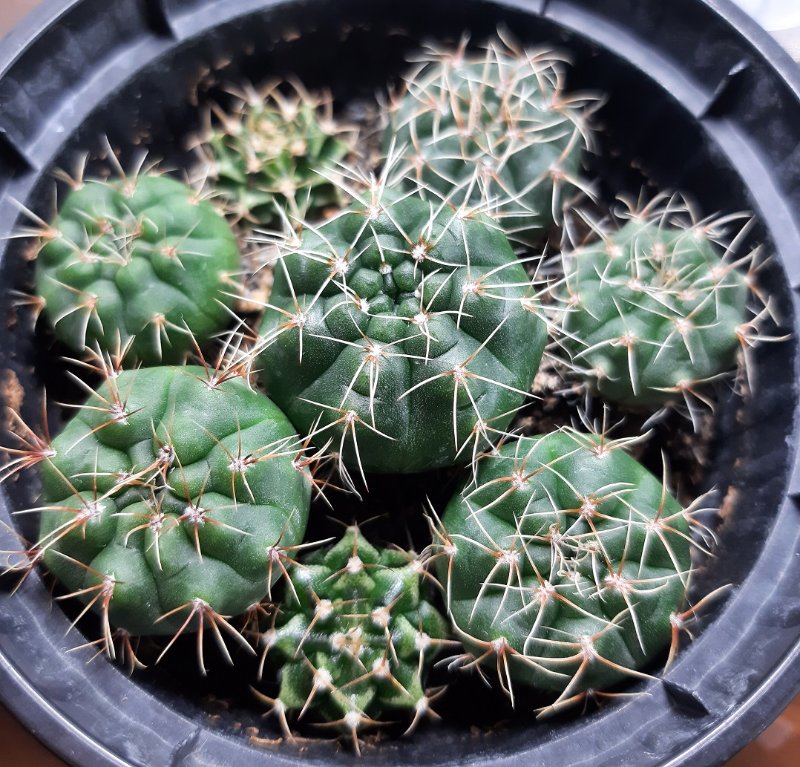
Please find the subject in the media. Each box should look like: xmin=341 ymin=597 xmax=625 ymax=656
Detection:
xmin=36 ymin=175 xmax=240 ymax=365
xmin=262 ymin=527 xmax=448 ymax=738
xmin=558 ymin=217 xmax=749 ymax=407
xmin=38 ymin=366 xmax=310 ymax=638
xmin=203 ymin=84 xmax=353 ymax=226
xmin=257 ymin=187 xmax=546 ymax=474
xmin=437 ymin=430 xmax=691 ymax=702
xmin=386 ymin=41 xmax=593 ymax=241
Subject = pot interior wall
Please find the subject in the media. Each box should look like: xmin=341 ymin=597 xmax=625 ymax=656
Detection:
xmin=0 ymin=1 xmax=796 ymax=765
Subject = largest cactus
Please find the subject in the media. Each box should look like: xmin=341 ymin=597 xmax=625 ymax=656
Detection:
xmin=256 ymin=162 xmax=547 ymax=476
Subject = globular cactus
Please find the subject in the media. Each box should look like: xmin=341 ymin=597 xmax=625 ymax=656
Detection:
xmin=255 ymin=526 xmax=450 ymax=752
xmin=553 ymin=196 xmax=766 ymax=417
xmin=430 ymin=427 xmax=699 ymax=714
xmin=256 ymin=159 xmax=547 ymax=478
xmin=198 ymin=81 xmax=356 ymax=226
xmin=34 ymin=168 xmax=240 ymax=365
xmin=6 ymin=358 xmax=312 ymax=673
xmin=384 ymin=35 xmax=596 ymax=243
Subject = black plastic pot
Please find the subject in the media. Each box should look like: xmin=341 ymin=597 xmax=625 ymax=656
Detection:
xmin=1 ymin=0 xmax=800 ymax=765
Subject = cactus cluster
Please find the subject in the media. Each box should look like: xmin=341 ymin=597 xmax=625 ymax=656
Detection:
xmin=256 ymin=159 xmax=547 ymax=476
xmin=199 ymin=81 xmax=355 ymax=227
xmin=35 ymin=170 xmax=240 ymax=365
xmin=431 ymin=428 xmax=696 ymax=712
xmin=1 ymin=27 xmax=773 ymax=756
xmin=256 ymin=526 xmax=449 ymax=751
xmin=385 ymin=36 xmax=596 ymax=242
xmin=553 ymin=197 xmax=759 ymax=417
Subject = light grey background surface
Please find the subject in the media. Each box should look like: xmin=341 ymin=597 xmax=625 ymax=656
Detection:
xmin=737 ymin=0 xmax=800 ymax=59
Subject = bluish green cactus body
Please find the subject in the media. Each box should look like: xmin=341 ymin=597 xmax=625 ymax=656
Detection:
xmin=386 ymin=39 xmax=594 ymax=242
xmin=557 ymin=213 xmax=750 ymax=408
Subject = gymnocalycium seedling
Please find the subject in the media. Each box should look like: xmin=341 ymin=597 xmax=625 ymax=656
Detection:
xmin=385 ymin=34 xmax=596 ymax=243
xmin=256 ymin=156 xmax=547 ymax=479
xmin=430 ymin=426 xmax=703 ymax=715
xmin=553 ymin=195 xmax=770 ymax=422
xmin=5 ymin=358 xmax=312 ymax=673
xmin=198 ymin=80 xmax=356 ymax=226
xmin=33 ymin=163 xmax=240 ymax=365
xmin=255 ymin=526 xmax=451 ymax=753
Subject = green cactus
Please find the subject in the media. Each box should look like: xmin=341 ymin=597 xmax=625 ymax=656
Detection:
xmin=200 ymin=81 xmax=355 ymax=226
xmin=385 ymin=36 xmax=595 ymax=242
xmin=554 ymin=197 xmax=757 ymax=414
xmin=35 ymin=171 xmax=240 ymax=365
xmin=431 ymin=428 xmax=695 ymax=713
xmin=26 ymin=361 xmax=311 ymax=672
xmin=256 ymin=160 xmax=547 ymax=477
xmin=255 ymin=526 xmax=450 ymax=752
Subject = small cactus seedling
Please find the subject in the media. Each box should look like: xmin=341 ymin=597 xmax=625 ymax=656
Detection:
xmin=198 ymin=81 xmax=356 ymax=226
xmin=553 ymin=196 xmax=768 ymax=418
xmin=33 ymin=165 xmax=240 ymax=365
xmin=255 ymin=525 xmax=450 ymax=752
xmin=6 ymin=362 xmax=312 ymax=673
xmin=256 ymin=158 xmax=547 ymax=477
xmin=384 ymin=34 xmax=596 ymax=242
xmin=432 ymin=427 xmax=700 ymax=714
